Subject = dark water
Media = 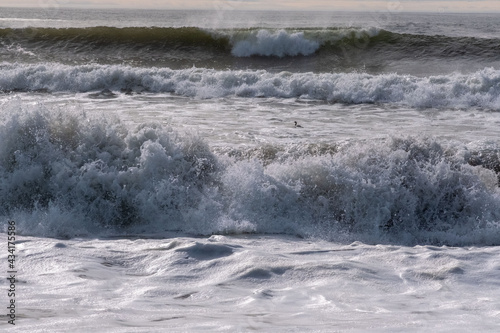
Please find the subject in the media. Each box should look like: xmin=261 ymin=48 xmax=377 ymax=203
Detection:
xmin=1 ymin=25 xmax=500 ymax=74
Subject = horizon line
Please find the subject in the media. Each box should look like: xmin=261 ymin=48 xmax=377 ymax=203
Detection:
xmin=1 ymin=6 xmax=500 ymax=14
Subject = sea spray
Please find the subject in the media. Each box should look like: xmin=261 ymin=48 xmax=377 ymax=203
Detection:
xmin=231 ymin=29 xmax=320 ymax=57
xmin=1 ymin=101 xmax=500 ymax=244
xmin=0 ymin=100 xmax=222 ymax=236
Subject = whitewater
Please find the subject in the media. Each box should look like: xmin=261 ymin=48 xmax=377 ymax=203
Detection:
xmin=1 ymin=8 xmax=500 ymax=332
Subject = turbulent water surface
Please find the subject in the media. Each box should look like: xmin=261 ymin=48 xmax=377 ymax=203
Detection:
xmin=1 ymin=7 xmax=500 ymax=332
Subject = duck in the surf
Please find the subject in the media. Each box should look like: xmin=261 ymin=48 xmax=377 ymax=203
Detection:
xmin=294 ymin=121 xmax=303 ymax=128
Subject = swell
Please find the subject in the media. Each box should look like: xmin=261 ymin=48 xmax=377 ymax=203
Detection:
xmin=349 ymin=29 xmax=500 ymax=59
xmin=1 ymin=102 xmax=500 ymax=245
xmin=0 ymin=26 xmax=231 ymax=50
xmin=1 ymin=26 xmax=499 ymax=65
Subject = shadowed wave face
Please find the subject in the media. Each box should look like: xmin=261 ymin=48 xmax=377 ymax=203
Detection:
xmin=1 ymin=26 xmax=499 ymax=73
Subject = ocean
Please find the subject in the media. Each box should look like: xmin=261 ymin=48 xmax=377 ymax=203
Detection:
xmin=1 ymin=7 xmax=500 ymax=331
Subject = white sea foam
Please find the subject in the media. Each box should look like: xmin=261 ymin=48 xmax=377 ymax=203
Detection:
xmin=1 ymin=101 xmax=499 ymax=245
xmin=230 ymin=29 xmax=320 ymax=57
xmin=1 ymin=63 xmax=499 ymax=110
xmin=7 ymin=234 xmax=500 ymax=332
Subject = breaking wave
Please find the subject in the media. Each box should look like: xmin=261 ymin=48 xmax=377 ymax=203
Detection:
xmin=1 ymin=101 xmax=500 ymax=245
xmin=231 ymin=29 xmax=320 ymax=57
xmin=1 ymin=26 xmax=499 ymax=67
xmin=1 ymin=63 xmax=499 ymax=110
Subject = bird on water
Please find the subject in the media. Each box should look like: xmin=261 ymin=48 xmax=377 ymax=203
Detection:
xmin=294 ymin=121 xmax=303 ymax=128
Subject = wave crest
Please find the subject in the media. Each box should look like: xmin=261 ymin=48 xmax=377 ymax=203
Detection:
xmin=231 ymin=29 xmax=320 ymax=57
xmin=1 ymin=102 xmax=500 ymax=245
xmin=1 ymin=64 xmax=499 ymax=110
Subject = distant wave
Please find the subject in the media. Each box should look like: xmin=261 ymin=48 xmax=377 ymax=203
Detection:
xmin=1 ymin=63 xmax=499 ymax=110
xmin=1 ymin=102 xmax=500 ymax=245
xmin=1 ymin=26 xmax=499 ymax=62
xmin=0 ymin=26 xmax=378 ymax=58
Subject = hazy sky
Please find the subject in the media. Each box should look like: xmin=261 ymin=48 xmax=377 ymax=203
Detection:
xmin=2 ymin=0 xmax=500 ymax=13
